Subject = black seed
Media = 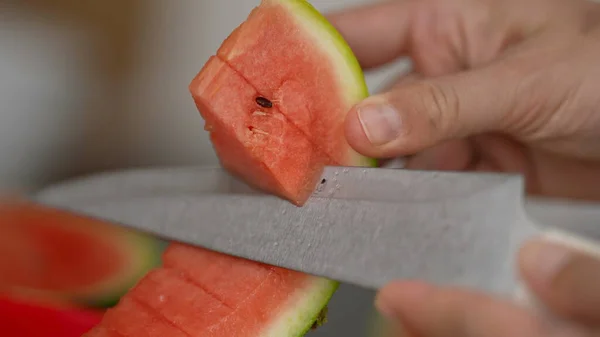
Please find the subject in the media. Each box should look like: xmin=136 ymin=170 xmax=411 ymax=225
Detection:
xmin=255 ymin=96 xmax=273 ymax=108
xmin=321 ymin=179 xmax=327 ymax=184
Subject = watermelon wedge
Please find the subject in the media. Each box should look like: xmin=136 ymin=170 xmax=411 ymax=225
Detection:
xmin=189 ymin=0 xmax=377 ymax=205
xmin=0 ymin=201 xmax=164 ymax=309
xmin=84 ymin=244 xmax=338 ymax=337
xmin=84 ymin=1 xmax=376 ymax=336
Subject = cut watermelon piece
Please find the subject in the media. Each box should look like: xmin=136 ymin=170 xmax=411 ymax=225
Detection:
xmin=189 ymin=0 xmax=377 ymax=205
xmin=0 ymin=201 xmax=165 ymax=308
xmin=83 ymin=244 xmax=339 ymax=337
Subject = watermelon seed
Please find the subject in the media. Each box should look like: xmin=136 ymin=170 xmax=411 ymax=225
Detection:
xmin=255 ymin=96 xmax=273 ymax=108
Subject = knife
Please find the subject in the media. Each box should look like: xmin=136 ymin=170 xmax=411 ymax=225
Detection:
xmin=32 ymin=165 xmax=600 ymax=318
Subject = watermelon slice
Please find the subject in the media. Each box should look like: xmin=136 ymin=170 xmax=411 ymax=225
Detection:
xmin=189 ymin=0 xmax=377 ymax=205
xmin=0 ymin=201 xmax=165 ymax=308
xmin=84 ymin=0 xmax=376 ymax=336
xmin=84 ymin=244 xmax=338 ymax=336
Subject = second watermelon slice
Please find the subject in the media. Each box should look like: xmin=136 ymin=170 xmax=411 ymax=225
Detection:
xmin=0 ymin=201 xmax=164 ymax=309
xmin=83 ymin=244 xmax=338 ymax=337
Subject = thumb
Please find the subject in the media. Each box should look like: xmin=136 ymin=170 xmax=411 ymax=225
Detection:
xmin=345 ymin=63 xmax=523 ymax=159
xmin=518 ymin=235 xmax=600 ymax=325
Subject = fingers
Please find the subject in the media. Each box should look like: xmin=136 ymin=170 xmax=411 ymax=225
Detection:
xmin=404 ymin=139 xmax=473 ymax=171
xmin=327 ymin=1 xmax=415 ymax=69
xmin=519 ymin=237 xmax=600 ymax=325
xmin=403 ymin=135 xmax=529 ymax=173
xmin=375 ymin=281 xmax=591 ymax=337
xmin=381 ymin=72 xmax=425 ymax=92
xmin=327 ymin=0 xmax=533 ymax=72
xmin=344 ymin=63 xmax=521 ymax=159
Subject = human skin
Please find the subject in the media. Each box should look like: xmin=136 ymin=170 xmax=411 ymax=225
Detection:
xmin=331 ymin=0 xmax=600 ymax=201
xmin=327 ymin=0 xmax=600 ymax=335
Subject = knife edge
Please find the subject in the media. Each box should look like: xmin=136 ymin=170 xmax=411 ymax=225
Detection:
xmin=35 ymin=165 xmax=523 ymax=205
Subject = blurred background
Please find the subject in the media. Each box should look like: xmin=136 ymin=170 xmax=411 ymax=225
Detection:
xmin=0 ymin=0 xmax=410 ymax=336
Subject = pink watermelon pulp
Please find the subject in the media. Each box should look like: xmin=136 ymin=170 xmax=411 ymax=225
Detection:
xmin=0 ymin=201 xmax=164 ymax=308
xmin=189 ymin=0 xmax=376 ymax=205
xmin=83 ymin=244 xmax=338 ymax=337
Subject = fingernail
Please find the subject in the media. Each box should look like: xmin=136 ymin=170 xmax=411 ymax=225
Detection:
xmin=521 ymin=240 xmax=572 ymax=285
xmin=357 ymin=103 xmax=403 ymax=145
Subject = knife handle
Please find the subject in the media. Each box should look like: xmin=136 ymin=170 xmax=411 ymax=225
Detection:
xmin=512 ymin=228 xmax=600 ymax=329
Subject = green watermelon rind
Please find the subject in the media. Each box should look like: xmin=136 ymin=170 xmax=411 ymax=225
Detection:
xmin=275 ymin=0 xmax=378 ymax=168
xmin=262 ymin=278 xmax=339 ymax=337
xmin=298 ymin=280 xmax=339 ymax=336
xmin=69 ymin=233 xmax=166 ymax=309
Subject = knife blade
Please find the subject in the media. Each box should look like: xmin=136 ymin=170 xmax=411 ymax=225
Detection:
xmin=32 ymin=165 xmax=600 ymax=299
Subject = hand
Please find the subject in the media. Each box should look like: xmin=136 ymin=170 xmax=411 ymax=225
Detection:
xmin=328 ymin=0 xmax=600 ymax=334
xmin=329 ymin=0 xmax=600 ymax=201
xmin=374 ymin=238 xmax=600 ymax=336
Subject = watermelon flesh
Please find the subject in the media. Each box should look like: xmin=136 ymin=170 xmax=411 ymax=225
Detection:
xmin=0 ymin=201 xmax=164 ymax=309
xmin=192 ymin=56 xmax=330 ymax=204
xmin=83 ymin=244 xmax=338 ymax=337
xmin=190 ymin=0 xmax=376 ymax=205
